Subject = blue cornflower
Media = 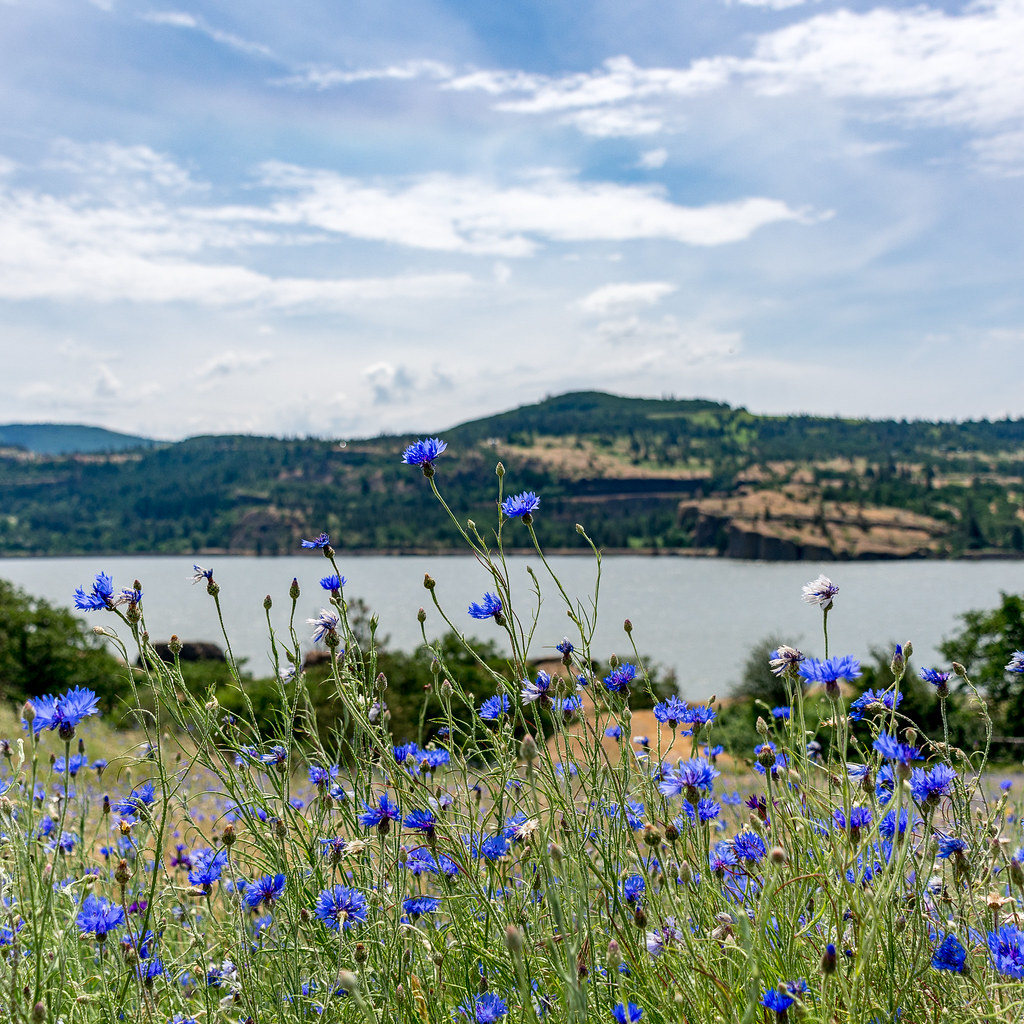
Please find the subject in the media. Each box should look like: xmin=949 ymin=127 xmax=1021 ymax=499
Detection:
xmin=458 ymin=992 xmax=509 ymax=1023
xmin=479 ymin=694 xmax=510 ymax=720
xmin=688 ymin=703 xmax=716 ymax=726
xmin=652 ymin=696 xmax=690 ymax=728
xmin=612 ymin=1003 xmax=643 ymax=1024
xmin=771 ymin=706 xmax=791 ymax=720
xmin=73 ymin=572 xmax=115 ymax=611
xmin=879 ymin=808 xmax=912 ymax=840
xmin=921 ymin=668 xmax=952 ymax=696
xmin=314 ymin=885 xmax=368 ymax=931
xmin=301 ymin=533 xmax=331 ymax=549
xmin=403 ymin=809 xmax=437 ymax=836
xmin=605 ymin=724 xmax=622 ymax=739
xmin=245 ymin=874 xmax=286 ymax=909
xmin=77 ymin=894 xmax=125 ymax=939
xmin=732 ymin=830 xmax=767 ymax=863
xmin=191 ymin=565 xmax=214 ymax=585
xmin=936 ymin=836 xmax=969 ymax=860
xmin=319 ymin=574 xmax=346 ymax=594
xmin=23 ymin=687 xmax=100 ymax=737
xmin=1007 ymin=652 xmax=1024 ymax=674
xmin=501 ymin=491 xmax=540 ymax=520
xmin=874 ymin=733 xmax=921 ymax=765
xmin=53 ymin=753 xmax=89 ymax=776
xmin=401 ymin=437 xmax=447 ymax=468
xmin=421 ymin=747 xmax=450 ymax=771
xmin=402 ymin=895 xmax=441 ymax=917
xmin=478 ymin=834 xmax=511 ymax=860
xmin=658 ymin=757 xmax=719 ymax=799
xmin=695 ymin=797 xmax=721 ymax=822
xmin=308 ymin=609 xmax=340 ymax=644
xmin=112 ymin=782 xmax=157 ymax=816
xmin=833 ymin=806 xmax=872 ymax=835
xmin=761 ymin=987 xmax=794 ymax=1016
xmin=988 ymin=924 xmax=1024 ymax=978
xmin=188 ymin=848 xmax=228 ymax=890
xmin=910 ymin=764 xmax=957 ymax=806
xmin=556 ymin=638 xmax=574 ymax=657
xmin=848 ymin=688 xmax=902 ymax=723
xmin=308 ymin=763 xmax=338 ymax=787
xmin=521 ymin=671 xmax=552 ymax=705
xmin=468 ymin=593 xmax=503 ymax=621
xmin=799 ymin=655 xmax=861 ymax=697
xmin=258 ymin=745 xmax=288 ymax=769
xmin=622 ymin=874 xmax=645 ymax=904
xmin=709 ymin=840 xmax=738 ymax=875
xmin=603 ymin=663 xmax=636 ymax=695
xmin=931 ymin=932 xmax=968 ymax=972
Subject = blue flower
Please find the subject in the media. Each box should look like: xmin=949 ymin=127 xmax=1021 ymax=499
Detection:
xmin=603 ymin=663 xmax=636 ymax=695
xmin=403 ymin=809 xmax=437 ymax=836
xmin=988 ymin=924 xmax=1024 ymax=978
xmin=319 ymin=574 xmax=346 ymax=593
xmin=622 ymin=874 xmax=645 ymax=904
xmin=848 ymin=688 xmax=901 ymax=722
xmin=458 ymin=993 xmax=509 ymax=1023
xmin=658 ymin=757 xmax=719 ymax=799
xmin=468 ymin=593 xmax=503 ymax=621
xmin=188 ymin=848 xmax=228 ymax=890
xmin=909 ymin=763 xmax=958 ymax=806
xmin=402 ymin=895 xmax=441 ymax=917
xmin=612 ymin=1003 xmax=643 ymax=1024
xmin=873 ymin=733 xmax=920 ymax=765
xmin=732 ymin=830 xmax=767 ymax=863
xmin=771 ymin=706 xmax=791 ymax=720
xmin=921 ymin=668 xmax=951 ymax=696
xmin=191 ymin=565 xmax=214 ymax=585
xmin=652 ymin=696 xmax=690 ymax=728
xmin=73 ymin=572 xmax=115 ymax=611
xmin=301 ymin=533 xmax=331 ymax=549
xmin=402 ymin=437 xmax=447 ymax=467
xmin=520 ymin=671 xmax=552 ymax=705
xmin=799 ymin=655 xmax=861 ymax=696
xmin=245 ymin=874 xmax=286 ymax=909
xmin=479 ymin=694 xmax=510 ymax=720
xmin=112 ymin=782 xmax=157 ymax=816
xmin=501 ymin=491 xmax=540 ymax=519
xmin=358 ymin=794 xmax=401 ymax=830
xmin=1007 ymin=652 xmax=1024 ymax=674
xmin=308 ymin=763 xmax=339 ymax=787
xmin=931 ymin=932 xmax=968 ymax=972
xmin=314 ymin=885 xmax=368 ymax=931
xmin=936 ymin=836 xmax=969 ymax=860
xmin=23 ymin=687 xmax=100 ymax=737
xmin=761 ymin=987 xmax=794 ymax=1015
xmin=77 ymin=894 xmax=125 ymax=939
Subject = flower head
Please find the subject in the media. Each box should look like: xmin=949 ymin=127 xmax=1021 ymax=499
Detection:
xmin=988 ymin=924 xmax=1024 ymax=978
xmin=802 ymin=574 xmax=839 ymax=610
xmin=245 ymin=874 xmax=286 ymax=909
xmin=314 ymin=885 xmax=368 ymax=931
xmin=873 ymin=733 xmax=921 ymax=766
xmin=479 ymin=694 xmax=510 ymax=721
xmin=910 ymin=763 xmax=958 ymax=807
xmin=301 ymin=533 xmax=331 ymax=549
xmin=848 ymin=687 xmax=901 ymax=722
xmin=402 ymin=895 xmax=441 ymax=918
xmin=401 ymin=437 xmax=447 ymax=469
xmin=358 ymin=793 xmax=401 ymax=829
xmin=468 ymin=593 xmax=503 ymax=621
xmin=799 ymin=655 xmax=861 ymax=698
xmin=603 ymin=663 xmax=636 ymax=695
xmin=931 ymin=931 xmax=968 ymax=972
xmin=501 ymin=491 xmax=540 ymax=520
xmin=769 ymin=645 xmax=805 ymax=677
xmin=1007 ymin=652 xmax=1024 ymax=674
xmin=77 ymin=894 xmax=125 ymax=939
xmin=319 ymin=574 xmax=346 ymax=594
xmin=191 ymin=565 xmax=214 ymax=585
xmin=921 ymin=668 xmax=952 ymax=696
xmin=457 ymin=993 xmax=509 ymax=1023
xmin=73 ymin=572 xmax=115 ymax=611
xmin=612 ymin=1003 xmax=643 ymax=1024
xmin=308 ymin=609 xmax=340 ymax=644
xmin=23 ymin=687 xmax=100 ymax=737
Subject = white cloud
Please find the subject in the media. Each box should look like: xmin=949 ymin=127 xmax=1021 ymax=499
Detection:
xmin=592 ymin=314 xmax=741 ymax=362
xmin=196 ymin=350 xmax=273 ymax=378
xmin=636 ymin=148 xmax=668 ymax=169
xmin=254 ymin=163 xmax=816 ymax=253
xmin=43 ymin=139 xmax=205 ymax=195
xmin=731 ymin=0 xmax=813 ymax=9
xmin=561 ymin=105 xmax=664 ymax=137
xmin=274 ymin=59 xmax=453 ymax=91
xmin=576 ymin=281 xmax=677 ymax=315
xmin=142 ymin=10 xmax=275 ymax=60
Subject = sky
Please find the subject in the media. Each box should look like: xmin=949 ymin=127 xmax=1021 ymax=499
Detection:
xmin=1 ymin=0 xmax=1023 ymax=440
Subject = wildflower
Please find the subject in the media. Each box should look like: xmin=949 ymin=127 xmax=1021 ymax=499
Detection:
xmin=848 ymin=687 xmax=900 ymax=722
xmin=709 ymin=841 xmax=738 ymax=876
xmin=457 ymin=992 xmax=509 ymax=1023
xmin=258 ymin=745 xmax=288 ymax=769
xmin=936 ymin=836 xmax=969 ymax=860
xmin=53 ymin=753 xmax=89 ymax=776
xmin=402 ymin=895 xmax=441 ymax=918
xmin=188 ymin=848 xmax=228 ymax=891
xmin=799 ymin=655 xmax=861 ymax=698
xmin=873 ymin=733 xmax=920 ymax=766
xmin=478 ymin=834 xmax=511 ymax=860
xmin=401 ymin=437 xmax=447 ymax=470
xmin=245 ymin=874 xmax=286 ymax=909
xmin=732 ymin=830 xmax=767 ymax=863
xmin=802 ymin=574 xmax=839 ymax=609
xmin=520 ymin=671 xmax=552 ymax=706
xmin=921 ymin=668 xmax=951 ymax=697
xmin=695 ymin=797 xmax=721 ymax=822
xmin=313 ymin=885 xmax=368 ymax=931
xmin=612 ymin=1004 xmax=643 ymax=1024
xmin=301 ymin=533 xmax=331 ymax=549
xmin=760 ymin=986 xmax=794 ymax=1017
xmin=622 ymin=874 xmax=645 ymax=904
xmin=931 ymin=932 xmax=968 ymax=973
xmin=358 ymin=794 xmax=400 ymax=831
xmin=112 ymin=782 xmax=157 ymax=816
xmin=771 ymin=706 xmax=791 ymax=720
xmin=22 ymin=687 xmax=100 ymax=738
xmin=191 ymin=565 xmax=214 ymax=585
xmin=603 ymin=663 xmax=636 ymax=695
xmin=833 ymin=806 xmax=872 ymax=841
xmin=605 ymin=724 xmax=622 ymax=739
xmin=1007 ymin=652 xmax=1024 ymax=674
xmin=319 ymin=574 xmax=346 ymax=594
xmin=652 ymin=696 xmax=691 ymax=729
xmin=501 ymin=491 xmax=541 ymax=520
xmin=73 ymin=572 xmax=115 ymax=611
xmin=658 ymin=757 xmax=719 ymax=800
xmin=307 ymin=609 xmax=340 ymax=644
xmin=910 ymin=763 xmax=958 ymax=808
xmin=77 ymin=894 xmax=125 ymax=940
xmin=769 ymin=645 xmax=805 ymax=677
xmin=468 ymin=593 xmax=504 ymax=622
xmin=479 ymin=694 xmax=510 ymax=720
xmin=403 ymin=809 xmax=437 ymax=837
xmin=557 ymin=637 xmax=574 ymax=659
xmin=878 ymin=808 xmax=912 ymax=840
xmin=308 ymin=763 xmax=338 ymax=787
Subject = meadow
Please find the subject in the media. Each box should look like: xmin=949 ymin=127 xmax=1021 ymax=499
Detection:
xmin=2 ymin=436 xmax=1023 ymax=1024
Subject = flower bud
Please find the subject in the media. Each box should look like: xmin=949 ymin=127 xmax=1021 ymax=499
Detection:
xmin=115 ymin=859 xmax=131 ymax=886
xmin=423 ymin=574 xmax=436 ymax=591
xmin=339 ymin=970 xmax=359 ymax=991
xmin=505 ymin=925 xmax=523 ymax=955
xmin=607 ymin=939 xmax=622 ymax=970
xmin=756 ymin=716 xmax=769 ymax=739
xmin=264 ymin=595 xmax=272 ymax=610
xmin=820 ymin=943 xmax=837 ymax=975
xmin=289 ymin=578 xmax=300 ymax=600
xmin=770 ymin=846 xmax=787 ymax=865
xmin=496 ymin=462 xmax=505 ymax=477
xmin=417 ymin=607 xmax=426 ymax=623
xmin=952 ymin=662 xmax=967 ymax=679
xmin=678 ymin=860 xmax=693 ymax=885
xmin=221 ymin=823 xmax=236 ymax=847
xmin=623 ymin=619 xmax=632 ymax=634
xmin=519 ymin=734 xmax=538 ymax=763
xmin=354 ymin=943 xmax=367 ymax=964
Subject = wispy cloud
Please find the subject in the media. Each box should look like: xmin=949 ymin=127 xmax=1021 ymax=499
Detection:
xmin=142 ymin=10 xmax=275 ymax=60
xmin=273 ymin=59 xmax=453 ymax=91
xmin=575 ymin=282 xmax=677 ymax=315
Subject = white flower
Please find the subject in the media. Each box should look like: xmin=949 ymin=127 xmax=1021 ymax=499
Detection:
xmin=801 ymin=575 xmax=839 ymax=610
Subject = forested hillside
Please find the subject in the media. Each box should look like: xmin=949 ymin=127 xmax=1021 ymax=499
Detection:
xmin=1 ymin=392 xmax=1022 ymax=558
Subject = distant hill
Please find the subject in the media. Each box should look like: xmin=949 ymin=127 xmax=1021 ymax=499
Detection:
xmin=0 ymin=423 xmax=158 ymax=456
xmin=1 ymin=391 xmax=1023 ymax=559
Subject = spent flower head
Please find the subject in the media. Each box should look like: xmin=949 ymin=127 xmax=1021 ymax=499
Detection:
xmin=801 ymin=574 xmax=839 ymax=610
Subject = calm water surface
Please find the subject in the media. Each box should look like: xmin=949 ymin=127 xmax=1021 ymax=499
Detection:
xmin=3 ymin=555 xmax=1022 ymax=700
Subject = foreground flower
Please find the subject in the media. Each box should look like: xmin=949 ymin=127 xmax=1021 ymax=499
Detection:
xmin=308 ymin=609 xmax=340 ymax=644
xmin=468 ymin=592 xmax=504 ymax=621
xmin=479 ymin=694 xmax=510 ymax=720
xmin=909 ymin=763 xmax=958 ymax=807
xmin=358 ymin=793 xmax=401 ymax=830
xmin=931 ymin=932 xmax=968 ymax=972
xmin=245 ymin=873 xmax=286 ymax=909
xmin=849 ymin=687 xmax=901 ymax=722
xmin=23 ymin=687 xmax=101 ymax=738
xmin=73 ymin=571 xmax=115 ymax=611
xmin=77 ymin=894 xmax=125 ymax=939
xmin=501 ymin=491 xmax=540 ymax=520
xmin=988 ymin=924 xmax=1024 ymax=978
xmin=799 ymin=655 xmax=860 ymax=698
xmin=801 ymin=574 xmax=838 ymax=609
xmin=458 ymin=992 xmax=508 ymax=1023
xmin=402 ymin=437 xmax=447 ymax=476
xmin=314 ymin=885 xmax=368 ymax=931
xmin=603 ymin=663 xmax=637 ymax=695
xmin=612 ymin=1003 xmax=643 ymax=1024
xmin=769 ymin=645 xmax=805 ymax=677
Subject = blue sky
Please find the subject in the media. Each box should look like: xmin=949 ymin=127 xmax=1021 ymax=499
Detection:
xmin=1 ymin=0 xmax=1022 ymax=439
